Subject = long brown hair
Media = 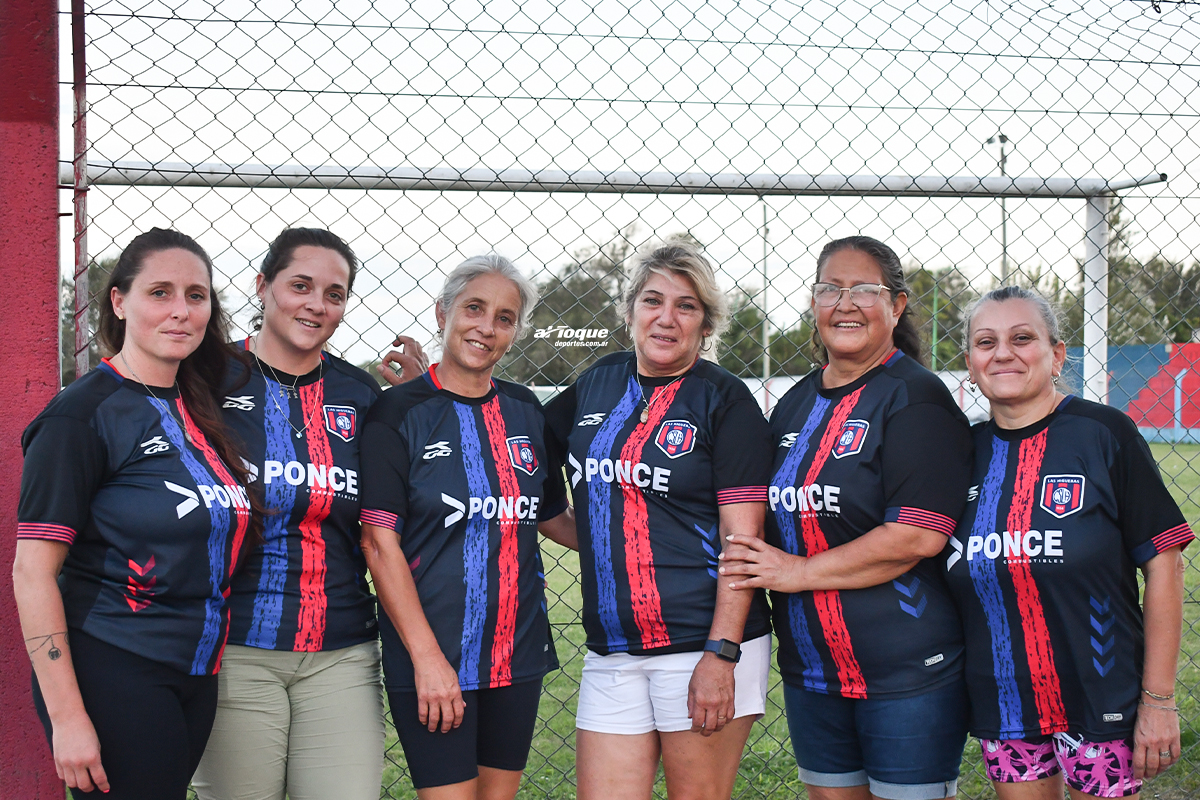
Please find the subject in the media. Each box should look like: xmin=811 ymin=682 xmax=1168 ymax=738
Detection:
xmin=98 ymin=228 xmax=263 ymax=551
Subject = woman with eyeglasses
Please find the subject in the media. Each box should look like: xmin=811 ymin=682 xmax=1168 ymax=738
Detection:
xmin=721 ymin=235 xmax=973 ymax=800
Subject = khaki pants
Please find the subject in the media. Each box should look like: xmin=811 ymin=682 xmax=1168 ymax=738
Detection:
xmin=192 ymin=640 xmax=386 ymax=800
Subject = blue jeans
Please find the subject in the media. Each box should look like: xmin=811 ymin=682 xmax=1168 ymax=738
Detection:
xmin=784 ymin=678 xmax=968 ymax=800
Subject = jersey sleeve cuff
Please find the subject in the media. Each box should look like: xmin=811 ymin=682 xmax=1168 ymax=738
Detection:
xmin=360 ymin=509 xmax=403 ymax=533
xmin=716 ymin=486 xmax=768 ymax=505
xmin=17 ymin=522 xmax=76 ymax=545
xmin=884 ymin=506 xmax=957 ymax=537
xmin=1130 ymin=522 xmax=1195 ymax=564
xmin=539 ymin=494 xmax=569 ymax=522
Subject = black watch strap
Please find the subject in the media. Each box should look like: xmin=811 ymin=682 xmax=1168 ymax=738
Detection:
xmin=703 ymin=638 xmax=742 ymax=663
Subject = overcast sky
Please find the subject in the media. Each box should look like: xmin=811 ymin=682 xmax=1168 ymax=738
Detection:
xmin=60 ymin=0 xmax=1200 ymax=366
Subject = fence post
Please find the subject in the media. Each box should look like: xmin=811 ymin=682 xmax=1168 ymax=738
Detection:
xmin=0 ymin=0 xmax=63 ymax=795
xmin=1083 ymin=195 xmax=1110 ymax=404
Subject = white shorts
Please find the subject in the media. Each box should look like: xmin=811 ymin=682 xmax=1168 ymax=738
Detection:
xmin=575 ymin=634 xmax=771 ymax=734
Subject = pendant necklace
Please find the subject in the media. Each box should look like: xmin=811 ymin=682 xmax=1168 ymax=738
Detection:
xmin=120 ymin=352 xmax=192 ymax=444
xmin=253 ymin=342 xmax=324 ymax=439
xmin=639 ymin=371 xmax=687 ymax=424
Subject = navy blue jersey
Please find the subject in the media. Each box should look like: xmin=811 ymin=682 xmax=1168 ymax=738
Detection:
xmin=358 ymin=369 xmax=568 ymax=691
xmin=766 ymin=351 xmax=972 ymax=698
xmin=222 ymin=344 xmax=381 ymax=653
xmin=18 ymin=360 xmax=252 ymax=676
xmin=544 ymin=353 xmax=773 ymax=656
xmin=944 ymin=397 xmax=1193 ymax=741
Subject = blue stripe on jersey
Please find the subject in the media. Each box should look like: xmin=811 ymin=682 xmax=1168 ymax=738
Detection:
xmin=245 ymin=377 xmax=299 ymax=650
xmin=148 ymin=397 xmax=230 ymax=676
xmin=455 ymin=402 xmax=492 ymax=689
xmin=771 ymin=395 xmax=831 ymax=692
xmin=967 ymin=437 xmax=1025 ymax=737
xmin=585 ymin=376 xmax=641 ymax=650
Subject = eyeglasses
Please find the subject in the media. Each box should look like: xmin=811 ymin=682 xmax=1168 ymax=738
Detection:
xmin=811 ymin=282 xmax=893 ymax=308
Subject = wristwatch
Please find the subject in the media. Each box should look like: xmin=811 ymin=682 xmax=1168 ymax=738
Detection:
xmin=704 ymin=638 xmax=742 ymax=663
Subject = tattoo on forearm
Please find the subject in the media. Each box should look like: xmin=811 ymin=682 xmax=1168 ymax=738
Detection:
xmin=25 ymin=631 xmax=67 ymax=662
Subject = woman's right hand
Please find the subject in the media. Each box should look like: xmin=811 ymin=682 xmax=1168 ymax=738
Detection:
xmin=413 ymin=653 xmax=466 ymax=733
xmin=52 ymin=710 xmax=109 ymax=793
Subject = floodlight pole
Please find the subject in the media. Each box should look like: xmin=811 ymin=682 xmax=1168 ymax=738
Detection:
xmin=987 ymin=133 xmax=1010 ymax=283
xmin=761 ymin=200 xmax=770 ymax=380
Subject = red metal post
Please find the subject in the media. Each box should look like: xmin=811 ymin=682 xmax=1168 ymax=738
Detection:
xmin=0 ymin=0 xmax=64 ymax=795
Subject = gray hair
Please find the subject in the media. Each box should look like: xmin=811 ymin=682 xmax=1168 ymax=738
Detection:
xmin=964 ymin=285 xmax=1075 ymax=390
xmin=437 ymin=254 xmax=539 ymax=340
xmin=619 ymin=238 xmax=730 ymax=349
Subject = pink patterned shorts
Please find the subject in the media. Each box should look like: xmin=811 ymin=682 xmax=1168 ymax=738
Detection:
xmin=980 ymin=733 xmax=1141 ymax=798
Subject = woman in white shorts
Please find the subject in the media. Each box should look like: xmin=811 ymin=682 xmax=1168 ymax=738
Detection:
xmin=544 ymin=239 xmax=774 ymax=800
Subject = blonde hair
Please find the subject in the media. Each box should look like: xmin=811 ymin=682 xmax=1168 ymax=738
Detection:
xmin=619 ymin=238 xmax=730 ymax=349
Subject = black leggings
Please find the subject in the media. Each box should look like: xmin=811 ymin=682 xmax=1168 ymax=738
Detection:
xmin=388 ymin=678 xmax=543 ymax=789
xmin=31 ymin=628 xmax=218 ymax=800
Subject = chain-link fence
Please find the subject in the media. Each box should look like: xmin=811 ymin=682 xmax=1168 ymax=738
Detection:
xmin=59 ymin=1 xmax=1200 ymax=797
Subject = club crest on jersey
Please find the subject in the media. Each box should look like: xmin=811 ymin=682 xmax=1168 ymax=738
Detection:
xmin=655 ymin=420 xmax=697 ymax=459
xmin=1040 ymin=474 xmax=1085 ymax=518
xmin=507 ymin=436 xmax=539 ymax=476
xmin=323 ymin=405 xmax=357 ymax=443
xmin=831 ymin=419 xmax=869 ymax=459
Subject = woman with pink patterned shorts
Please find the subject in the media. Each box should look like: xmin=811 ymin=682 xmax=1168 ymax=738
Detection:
xmin=945 ymin=286 xmax=1191 ymax=799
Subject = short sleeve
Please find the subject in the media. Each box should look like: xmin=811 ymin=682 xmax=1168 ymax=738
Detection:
xmin=712 ymin=397 xmax=772 ymax=504
xmin=357 ymin=419 xmax=411 ymax=534
xmin=18 ymin=416 xmax=107 ymax=545
xmin=539 ymin=410 xmax=570 ymax=521
xmin=881 ymin=403 xmax=973 ymax=536
xmin=1116 ymin=433 xmax=1194 ymax=564
xmin=542 ymin=382 xmax=578 ymax=463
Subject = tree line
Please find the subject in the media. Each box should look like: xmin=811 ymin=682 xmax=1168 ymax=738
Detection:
xmin=61 ymin=208 xmax=1200 ymax=388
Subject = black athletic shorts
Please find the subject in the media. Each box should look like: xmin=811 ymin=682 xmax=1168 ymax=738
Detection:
xmin=388 ymin=677 xmax=542 ymax=789
xmin=31 ymin=628 xmax=218 ymax=800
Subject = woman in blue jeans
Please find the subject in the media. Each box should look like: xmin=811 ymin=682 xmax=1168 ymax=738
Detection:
xmin=722 ymin=236 xmax=973 ymax=800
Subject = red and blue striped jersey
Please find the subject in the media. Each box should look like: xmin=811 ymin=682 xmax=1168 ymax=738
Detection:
xmin=945 ymin=396 xmax=1194 ymax=741
xmin=358 ymin=371 xmax=568 ymax=691
xmin=222 ymin=348 xmax=381 ymax=653
xmin=767 ymin=351 xmax=972 ymax=698
xmin=18 ymin=360 xmax=252 ymax=676
xmin=544 ymin=352 xmax=773 ymax=656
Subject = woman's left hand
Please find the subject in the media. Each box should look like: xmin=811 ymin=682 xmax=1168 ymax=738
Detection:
xmin=719 ymin=534 xmax=806 ymax=593
xmin=687 ymin=654 xmax=736 ymax=737
xmin=1133 ymin=701 xmax=1181 ymax=779
xmin=379 ymin=335 xmax=429 ymax=386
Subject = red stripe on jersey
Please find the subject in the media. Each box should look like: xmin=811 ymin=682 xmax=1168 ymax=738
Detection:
xmin=360 ymin=509 xmax=400 ymax=531
xmin=619 ymin=381 xmax=685 ymax=650
xmin=176 ymin=399 xmax=251 ymax=673
xmin=1152 ymin=523 xmax=1194 ymax=553
xmin=800 ymin=388 xmax=868 ymax=698
xmin=481 ymin=397 xmax=521 ymax=687
xmin=1006 ymin=430 xmax=1068 ymax=734
xmin=716 ymin=486 xmax=768 ymax=504
xmin=17 ymin=522 xmax=76 ymax=544
xmin=294 ymin=381 xmax=333 ymax=652
xmin=893 ymin=507 xmax=957 ymax=537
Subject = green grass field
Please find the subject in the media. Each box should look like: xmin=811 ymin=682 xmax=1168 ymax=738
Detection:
xmin=194 ymin=444 xmax=1199 ymax=799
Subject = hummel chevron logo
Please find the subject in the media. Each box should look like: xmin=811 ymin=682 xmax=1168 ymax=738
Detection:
xmin=164 ymin=481 xmax=200 ymax=518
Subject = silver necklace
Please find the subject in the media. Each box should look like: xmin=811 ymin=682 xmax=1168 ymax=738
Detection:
xmin=638 ymin=371 xmax=687 ymax=424
xmin=253 ymin=349 xmax=324 ymax=440
xmin=120 ymin=352 xmax=192 ymax=444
